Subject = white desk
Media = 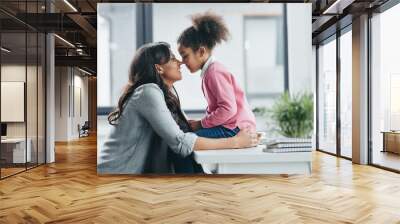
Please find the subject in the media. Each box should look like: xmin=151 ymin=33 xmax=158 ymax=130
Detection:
xmin=1 ymin=138 xmax=31 ymax=163
xmin=193 ymin=145 xmax=312 ymax=174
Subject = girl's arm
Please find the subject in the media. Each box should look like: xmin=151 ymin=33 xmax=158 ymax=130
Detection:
xmin=194 ymin=128 xmax=258 ymax=151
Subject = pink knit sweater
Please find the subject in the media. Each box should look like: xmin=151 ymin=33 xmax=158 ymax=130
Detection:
xmin=200 ymin=61 xmax=256 ymax=131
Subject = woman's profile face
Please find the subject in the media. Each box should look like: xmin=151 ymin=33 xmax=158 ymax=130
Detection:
xmin=158 ymin=53 xmax=183 ymax=84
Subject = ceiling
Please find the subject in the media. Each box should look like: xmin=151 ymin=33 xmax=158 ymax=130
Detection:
xmin=0 ymin=0 xmax=393 ymax=75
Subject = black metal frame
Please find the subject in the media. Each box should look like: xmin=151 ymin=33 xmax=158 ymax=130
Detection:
xmin=336 ymin=27 xmax=341 ymax=158
xmin=0 ymin=17 xmax=2 ymax=179
xmin=315 ymin=44 xmax=319 ymax=151
xmin=0 ymin=0 xmax=47 ymax=180
xmin=136 ymin=3 xmax=153 ymax=48
xmin=283 ymin=3 xmax=289 ymax=93
xmin=367 ymin=11 xmax=373 ymax=166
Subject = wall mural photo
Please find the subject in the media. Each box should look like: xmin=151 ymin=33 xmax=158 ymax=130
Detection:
xmin=97 ymin=3 xmax=312 ymax=175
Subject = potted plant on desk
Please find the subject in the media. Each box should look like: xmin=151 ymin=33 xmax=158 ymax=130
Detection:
xmin=253 ymin=91 xmax=314 ymax=144
xmin=269 ymin=92 xmax=313 ymax=138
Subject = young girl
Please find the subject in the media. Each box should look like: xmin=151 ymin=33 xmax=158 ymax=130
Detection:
xmin=178 ymin=12 xmax=256 ymax=138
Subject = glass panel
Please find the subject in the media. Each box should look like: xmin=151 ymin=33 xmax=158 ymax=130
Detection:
xmin=38 ymin=32 xmax=45 ymax=164
xmin=371 ymin=4 xmax=400 ymax=171
xmin=318 ymin=37 xmax=337 ymax=154
xmin=97 ymin=3 xmax=136 ymax=108
xmin=340 ymin=29 xmax=352 ymax=158
xmin=26 ymin=0 xmax=39 ymax=169
xmin=1 ymin=30 xmax=27 ymax=177
xmin=27 ymin=30 xmax=38 ymax=169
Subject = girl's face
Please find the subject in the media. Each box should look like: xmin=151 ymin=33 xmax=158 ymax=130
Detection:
xmin=156 ymin=54 xmax=183 ymax=86
xmin=178 ymin=45 xmax=204 ymax=73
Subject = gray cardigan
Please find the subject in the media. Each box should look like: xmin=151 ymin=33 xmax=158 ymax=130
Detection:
xmin=97 ymin=83 xmax=198 ymax=174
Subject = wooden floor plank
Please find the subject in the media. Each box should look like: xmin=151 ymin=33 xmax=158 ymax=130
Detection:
xmin=1 ymin=135 xmax=400 ymax=223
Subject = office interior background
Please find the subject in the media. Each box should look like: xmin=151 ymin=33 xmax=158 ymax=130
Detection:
xmin=0 ymin=0 xmax=400 ymax=222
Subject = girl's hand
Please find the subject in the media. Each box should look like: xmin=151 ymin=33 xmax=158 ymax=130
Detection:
xmin=233 ymin=128 xmax=259 ymax=148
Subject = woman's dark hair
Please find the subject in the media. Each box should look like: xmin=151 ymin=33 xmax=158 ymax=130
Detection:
xmin=108 ymin=42 xmax=183 ymax=125
xmin=177 ymin=11 xmax=229 ymax=51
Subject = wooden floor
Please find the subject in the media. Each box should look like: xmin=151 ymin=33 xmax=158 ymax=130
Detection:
xmin=1 ymin=135 xmax=400 ymax=223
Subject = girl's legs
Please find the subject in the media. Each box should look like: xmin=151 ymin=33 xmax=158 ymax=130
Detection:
xmin=195 ymin=126 xmax=240 ymax=138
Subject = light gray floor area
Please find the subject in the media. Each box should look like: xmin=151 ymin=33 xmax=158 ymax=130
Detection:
xmin=372 ymin=150 xmax=400 ymax=171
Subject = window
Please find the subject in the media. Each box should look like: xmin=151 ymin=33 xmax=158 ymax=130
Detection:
xmin=340 ymin=28 xmax=352 ymax=158
xmin=371 ymin=3 xmax=400 ymax=171
xmin=318 ymin=37 xmax=337 ymax=154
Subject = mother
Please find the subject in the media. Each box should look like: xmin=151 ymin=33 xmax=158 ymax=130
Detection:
xmin=98 ymin=42 xmax=258 ymax=174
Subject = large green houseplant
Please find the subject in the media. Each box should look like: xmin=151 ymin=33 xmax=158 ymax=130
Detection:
xmin=268 ymin=92 xmax=314 ymax=138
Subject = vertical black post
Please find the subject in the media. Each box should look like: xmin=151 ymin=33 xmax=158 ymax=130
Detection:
xmin=44 ymin=0 xmax=47 ymax=164
xmin=25 ymin=0 xmax=28 ymax=171
xmin=68 ymin=70 xmax=71 ymax=118
xmin=36 ymin=0 xmax=39 ymax=167
xmin=316 ymin=45 xmax=319 ymax=150
xmin=336 ymin=28 xmax=341 ymax=157
xmin=283 ymin=4 xmax=289 ymax=93
xmin=0 ymin=21 xmax=2 ymax=179
xmin=136 ymin=3 xmax=153 ymax=48
xmin=367 ymin=11 xmax=372 ymax=165
xmin=72 ymin=68 xmax=75 ymax=118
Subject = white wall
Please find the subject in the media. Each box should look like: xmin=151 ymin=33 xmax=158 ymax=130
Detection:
xmin=55 ymin=67 xmax=68 ymax=141
xmin=1 ymin=65 xmax=38 ymax=137
xmin=55 ymin=67 xmax=89 ymax=141
xmin=1 ymin=63 xmax=46 ymax=163
xmin=287 ymin=3 xmax=313 ymax=94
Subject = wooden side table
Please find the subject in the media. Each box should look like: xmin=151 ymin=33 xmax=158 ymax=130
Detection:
xmin=381 ymin=131 xmax=400 ymax=154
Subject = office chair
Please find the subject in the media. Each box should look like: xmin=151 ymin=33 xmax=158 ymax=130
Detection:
xmin=79 ymin=121 xmax=90 ymax=138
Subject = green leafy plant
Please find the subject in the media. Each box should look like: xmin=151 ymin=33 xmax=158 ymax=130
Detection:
xmin=268 ymin=92 xmax=314 ymax=138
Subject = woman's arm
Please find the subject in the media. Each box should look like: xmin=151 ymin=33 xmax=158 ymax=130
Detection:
xmin=135 ymin=84 xmax=258 ymax=155
xmin=193 ymin=128 xmax=258 ymax=151
xmin=134 ymin=84 xmax=197 ymax=157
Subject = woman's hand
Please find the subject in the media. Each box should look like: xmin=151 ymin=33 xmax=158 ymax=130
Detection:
xmin=232 ymin=128 xmax=260 ymax=148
